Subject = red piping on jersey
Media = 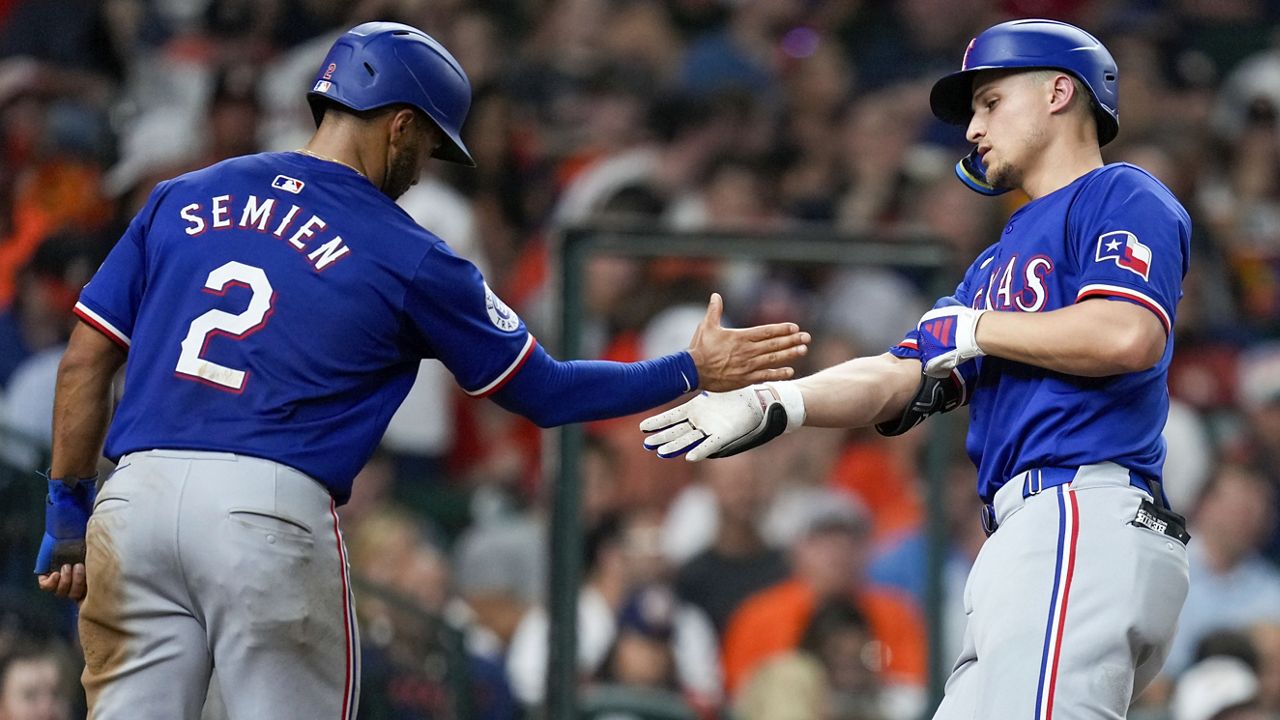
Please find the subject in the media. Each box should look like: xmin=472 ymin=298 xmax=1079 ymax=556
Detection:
xmin=1076 ymin=288 xmax=1171 ymax=334
xmin=474 ymin=337 xmax=538 ymax=398
xmin=73 ymin=305 xmax=130 ymax=350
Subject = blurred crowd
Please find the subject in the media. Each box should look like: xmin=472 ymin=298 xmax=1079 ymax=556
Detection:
xmin=3 ymin=0 xmax=1280 ymax=719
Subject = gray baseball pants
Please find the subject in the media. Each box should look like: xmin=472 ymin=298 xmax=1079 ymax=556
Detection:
xmin=78 ymin=450 xmax=359 ymax=719
xmin=933 ymin=463 xmax=1190 ymax=720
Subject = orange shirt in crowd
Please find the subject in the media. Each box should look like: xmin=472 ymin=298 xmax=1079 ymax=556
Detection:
xmin=720 ymin=577 xmax=926 ymax=695
xmin=827 ymin=440 xmax=922 ymax=546
xmin=0 ymin=161 xmax=112 ymax=307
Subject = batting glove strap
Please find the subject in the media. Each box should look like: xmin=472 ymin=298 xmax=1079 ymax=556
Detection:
xmin=34 ymin=476 xmax=98 ymax=575
xmin=917 ymin=306 xmax=988 ymax=378
xmin=640 ymin=382 xmax=806 ymax=462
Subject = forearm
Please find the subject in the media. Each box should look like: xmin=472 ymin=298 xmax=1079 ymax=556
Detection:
xmin=51 ymin=326 xmax=126 ymax=477
xmin=792 ymin=353 xmax=922 ymax=428
xmin=975 ymin=299 xmax=1165 ymax=377
xmin=491 ymin=344 xmax=697 ymax=427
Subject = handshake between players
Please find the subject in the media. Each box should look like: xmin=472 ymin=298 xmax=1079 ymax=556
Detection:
xmin=640 ymin=301 xmax=981 ymax=460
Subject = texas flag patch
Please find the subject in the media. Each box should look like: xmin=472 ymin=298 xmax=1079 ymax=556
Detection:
xmin=1095 ymin=230 xmax=1151 ymax=281
xmin=272 ymin=175 xmax=305 ymax=194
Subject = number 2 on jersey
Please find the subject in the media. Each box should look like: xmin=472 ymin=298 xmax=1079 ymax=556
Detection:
xmin=175 ymin=261 xmax=275 ymax=392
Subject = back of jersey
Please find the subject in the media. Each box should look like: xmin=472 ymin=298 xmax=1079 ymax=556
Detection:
xmin=76 ymin=152 xmax=482 ymax=500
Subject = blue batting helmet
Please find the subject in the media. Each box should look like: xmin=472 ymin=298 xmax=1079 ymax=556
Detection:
xmin=930 ymin=19 xmax=1119 ymax=146
xmin=307 ymin=22 xmax=475 ymax=166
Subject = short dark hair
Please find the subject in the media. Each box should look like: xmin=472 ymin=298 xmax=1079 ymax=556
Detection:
xmin=314 ymin=99 xmax=428 ymax=127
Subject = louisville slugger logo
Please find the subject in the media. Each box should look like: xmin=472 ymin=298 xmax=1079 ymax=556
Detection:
xmin=1095 ymin=231 xmax=1151 ymax=281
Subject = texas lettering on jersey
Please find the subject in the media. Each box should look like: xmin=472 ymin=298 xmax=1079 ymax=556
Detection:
xmin=971 ymin=254 xmax=1055 ymax=312
xmin=178 ymin=193 xmax=351 ymax=272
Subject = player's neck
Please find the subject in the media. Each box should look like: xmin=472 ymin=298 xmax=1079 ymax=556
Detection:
xmin=302 ymin=124 xmax=386 ymax=187
xmin=1019 ymin=137 xmax=1104 ymax=200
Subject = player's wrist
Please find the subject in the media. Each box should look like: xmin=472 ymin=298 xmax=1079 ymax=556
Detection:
xmin=763 ymin=381 xmax=807 ymax=432
xmin=675 ymin=350 xmax=700 ymax=393
xmin=43 ymin=469 xmax=98 ymax=487
xmin=967 ymin=308 xmax=989 ymax=358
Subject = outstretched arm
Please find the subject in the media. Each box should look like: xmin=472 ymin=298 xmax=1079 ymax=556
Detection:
xmin=640 ymin=352 xmax=923 ymax=461
xmin=792 ymin=352 xmax=923 ymax=428
xmin=491 ymin=294 xmax=809 ymax=428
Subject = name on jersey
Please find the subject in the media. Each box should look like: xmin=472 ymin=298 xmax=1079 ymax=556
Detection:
xmin=972 ymin=253 xmax=1055 ymax=312
xmin=179 ymin=194 xmax=350 ymax=272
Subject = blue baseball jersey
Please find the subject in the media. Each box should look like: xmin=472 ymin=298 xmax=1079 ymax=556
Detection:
xmin=908 ymin=164 xmax=1190 ymax=503
xmin=75 ymin=152 xmax=536 ymax=502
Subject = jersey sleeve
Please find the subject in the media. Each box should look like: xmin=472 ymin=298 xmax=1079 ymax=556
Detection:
xmin=1069 ymin=168 xmax=1191 ymax=334
xmin=73 ymin=183 xmax=168 ymax=349
xmin=404 ymin=242 xmax=535 ymax=396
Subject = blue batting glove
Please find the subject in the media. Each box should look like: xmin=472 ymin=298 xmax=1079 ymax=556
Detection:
xmin=34 ymin=475 xmax=98 ymax=575
xmin=916 ymin=300 xmax=988 ymax=378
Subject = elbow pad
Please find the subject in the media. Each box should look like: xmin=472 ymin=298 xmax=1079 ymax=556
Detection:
xmin=875 ymin=369 xmax=970 ymax=437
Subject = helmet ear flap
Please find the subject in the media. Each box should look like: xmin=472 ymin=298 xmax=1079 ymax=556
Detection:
xmin=955 ymin=148 xmax=1010 ymax=196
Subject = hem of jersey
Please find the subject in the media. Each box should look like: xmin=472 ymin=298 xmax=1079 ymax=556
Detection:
xmin=467 ymin=333 xmax=536 ymax=398
xmin=73 ymin=302 xmax=131 ymax=349
xmin=1074 ymin=283 xmax=1171 ymax=334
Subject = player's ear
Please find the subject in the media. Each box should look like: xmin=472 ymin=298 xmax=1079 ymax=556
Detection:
xmin=387 ymin=107 xmax=418 ymax=145
xmin=1048 ymin=73 xmax=1076 ymax=115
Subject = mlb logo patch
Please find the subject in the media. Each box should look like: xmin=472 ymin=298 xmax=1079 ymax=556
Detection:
xmin=313 ymin=80 xmax=331 ymax=93
xmin=1095 ymin=230 xmax=1151 ymax=281
xmin=272 ymin=175 xmax=305 ymax=194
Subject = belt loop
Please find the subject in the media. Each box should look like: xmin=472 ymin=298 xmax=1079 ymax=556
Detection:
xmin=1025 ymin=468 xmax=1044 ymax=496
xmin=980 ymin=504 xmax=998 ymax=536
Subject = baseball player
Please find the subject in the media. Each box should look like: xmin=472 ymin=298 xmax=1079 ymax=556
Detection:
xmin=642 ymin=19 xmax=1193 ymax=719
xmin=32 ymin=22 xmax=809 ymax=720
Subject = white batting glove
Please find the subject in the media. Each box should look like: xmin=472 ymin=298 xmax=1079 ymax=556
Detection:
xmin=639 ymin=383 xmax=806 ymax=461
xmin=916 ymin=303 xmax=988 ymax=378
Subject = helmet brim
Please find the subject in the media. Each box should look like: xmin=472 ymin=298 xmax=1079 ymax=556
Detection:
xmin=432 ymin=135 xmax=475 ymax=166
xmin=930 ymin=69 xmax=980 ymax=126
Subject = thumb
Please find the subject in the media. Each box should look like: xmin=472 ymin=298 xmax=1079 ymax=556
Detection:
xmin=703 ymin=293 xmax=723 ymax=328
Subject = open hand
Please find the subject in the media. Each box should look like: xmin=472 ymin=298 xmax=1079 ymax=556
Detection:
xmin=687 ymin=293 xmax=809 ymax=392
